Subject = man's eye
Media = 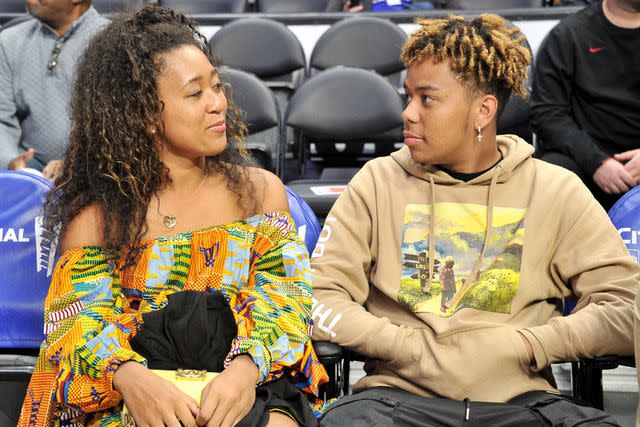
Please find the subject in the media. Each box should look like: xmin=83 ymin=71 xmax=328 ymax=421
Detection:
xmin=189 ymin=90 xmax=202 ymax=98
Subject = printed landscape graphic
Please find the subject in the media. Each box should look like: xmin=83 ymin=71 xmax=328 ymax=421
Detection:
xmin=399 ymin=203 xmax=526 ymax=317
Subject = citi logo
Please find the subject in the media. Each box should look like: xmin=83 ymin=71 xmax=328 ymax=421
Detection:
xmin=618 ymin=227 xmax=640 ymax=245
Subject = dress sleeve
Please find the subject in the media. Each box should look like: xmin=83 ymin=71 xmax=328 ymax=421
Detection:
xmin=20 ymin=247 xmax=145 ymax=425
xmin=227 ymin=213 xmax=328 ymax=395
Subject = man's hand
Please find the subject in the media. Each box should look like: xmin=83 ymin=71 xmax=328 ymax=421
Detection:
xmin=7 ymin=149 xmax=36 ymax=170
xmin=42 ymin=159 xmax=63 ymax=181
xmin=342 ymin=1 xmax=365 ymax=12
xmin=113 ymin=361 xmax=199 ymax=427
xmin=592 ymin=158 xmax=637 ymax=194
xmin=614 ymin=149 xmax=640 ymax=183
xmin=196 ymin=355 xmax=258 ymax=427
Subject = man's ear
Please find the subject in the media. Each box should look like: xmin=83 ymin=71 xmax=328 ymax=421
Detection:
xmin=476 ymin=94 xmax=499 ymax=129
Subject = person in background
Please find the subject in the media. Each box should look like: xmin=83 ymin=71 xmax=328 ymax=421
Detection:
xmin=313 ymin=13 xmax=638 ymax=426
xmin=18 ymin=6 xmax=327 ymax=426
xmin=0 ymin=0 xmax=108 ymax=179
xmin=325 ymin=0 xmax=433 ymax=12
xmin=531 ymin=0 xmax=640 ymax=211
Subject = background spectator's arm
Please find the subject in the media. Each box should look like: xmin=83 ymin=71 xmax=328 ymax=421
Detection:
xmin=0 ymin=40 xmax=23 ymax=169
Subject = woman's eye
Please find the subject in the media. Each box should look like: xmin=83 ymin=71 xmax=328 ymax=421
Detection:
xmin=212 ymin=82 xmax=224 ymax=92
xmin=403 ymin=94 xmax=411 ymax=105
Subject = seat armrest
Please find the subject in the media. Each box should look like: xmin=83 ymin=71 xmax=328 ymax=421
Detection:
xmin=313 ymin=341 xmax=343 ymax=360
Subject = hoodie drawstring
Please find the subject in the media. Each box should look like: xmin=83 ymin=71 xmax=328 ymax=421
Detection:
xmin=423 ymin=165 xmax=504 ymax=301
xmin=424 ymin=176 xmax=437 ymax=292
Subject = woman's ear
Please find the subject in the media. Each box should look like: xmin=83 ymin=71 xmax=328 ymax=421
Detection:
xmin=146 ymin=118 xmax=164 ymax=138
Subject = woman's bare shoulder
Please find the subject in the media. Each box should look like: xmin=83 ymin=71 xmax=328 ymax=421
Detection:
xmin=60 ymin=203 xmax=105 ymax=252
xmin=248 ymin=167 xmax=289 ymax=213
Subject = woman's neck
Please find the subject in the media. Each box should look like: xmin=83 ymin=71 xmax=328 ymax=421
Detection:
xmin=162 ymin=157 xmax=209 ymax=196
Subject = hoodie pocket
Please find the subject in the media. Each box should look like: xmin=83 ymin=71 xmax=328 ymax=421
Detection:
xmin=377 ymin=327 xmax=541 ymax=400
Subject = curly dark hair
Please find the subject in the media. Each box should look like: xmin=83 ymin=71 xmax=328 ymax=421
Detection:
xmin=45 ymin=5 xmax=258 ymax=252
xmin=401 ymin=14 xmax=532 ymax=119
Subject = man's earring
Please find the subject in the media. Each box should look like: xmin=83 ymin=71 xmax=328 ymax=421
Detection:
xmin=476 ymin=125 xmax=483 ymax=142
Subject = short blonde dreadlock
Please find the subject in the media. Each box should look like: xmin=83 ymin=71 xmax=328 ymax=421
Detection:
xmin=401 ymin=14 xmax=532 ymax=117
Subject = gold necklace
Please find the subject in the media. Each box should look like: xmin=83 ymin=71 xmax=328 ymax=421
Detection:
xmin=157 ymin=167 xmax=209 ymax=229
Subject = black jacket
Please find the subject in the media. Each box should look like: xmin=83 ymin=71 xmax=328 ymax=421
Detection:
xmin=530 ymin=2 xmax=640 ymax=177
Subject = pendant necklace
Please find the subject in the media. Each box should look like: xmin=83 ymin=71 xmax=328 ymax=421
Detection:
xmin=157 ymin=166 xmax=209 ymax=229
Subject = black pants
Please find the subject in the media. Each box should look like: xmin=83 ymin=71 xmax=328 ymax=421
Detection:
xmin=320 ymin=387 xmax=620 ymax=427
xmin=536 ymin=151 xmax=622 ymax=212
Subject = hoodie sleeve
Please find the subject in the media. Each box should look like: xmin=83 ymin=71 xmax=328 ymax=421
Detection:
xmin=311 ymin=166 xmax=412 ymax=361
xmin=529 ymin=25 xmax=609 ymax=177
xmin=520 ymin=181 xmax=639 ymax=370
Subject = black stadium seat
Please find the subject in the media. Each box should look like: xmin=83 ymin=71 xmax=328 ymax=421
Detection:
xmin=0 ymin=0 xmax=26 ymax=14
xmin=210 ymin=18 xmax=306 ymax=175
xmin=496 ymin=23 xmax=535 ymax=143
xmin=310 ymin=16 xmax=407 ymax=83
xmin=210 ymin=18 xmax=305 ymax=85
xmin=92 ymin=0 xmax=142 ymax=13
xmin=160 ymin=0 xmax=248 ymax=13
xmin=221 ymin=67 xmax=282 ymax=173
xmin=309 ymin=16 xmax=408 ymax=159
xmin=444 ymin=0 xmax=545 ymax=8
xmin=285 ymin=67 xmax=404 ymax=220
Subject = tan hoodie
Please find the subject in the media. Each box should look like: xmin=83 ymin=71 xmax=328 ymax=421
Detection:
xmin=311 ymin=135 xmax=639 ymax=402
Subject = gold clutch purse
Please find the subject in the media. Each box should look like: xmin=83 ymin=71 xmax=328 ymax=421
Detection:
xmin=121 ymin=369 xmax=218 ymax=426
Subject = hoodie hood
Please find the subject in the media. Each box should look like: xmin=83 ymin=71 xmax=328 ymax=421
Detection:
xmin=390 ymin=135 xmax=534 ymax=185
xmin=390 ymin=135 xmax=534 ymax=293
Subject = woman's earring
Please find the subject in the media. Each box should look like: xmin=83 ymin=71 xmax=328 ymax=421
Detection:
xmin=150 ymin=127 xmax=157 ymax=135
xmin=476 ymin=125 xmax=483 ymax=143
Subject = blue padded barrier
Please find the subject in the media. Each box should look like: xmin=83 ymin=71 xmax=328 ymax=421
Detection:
xmin=285 ymin=185 xmax=321 ymax=255
xmin=608 ymin=185 xmax=640 ymax=264
xmin=0 ymin=171 xmax=56 ymax=349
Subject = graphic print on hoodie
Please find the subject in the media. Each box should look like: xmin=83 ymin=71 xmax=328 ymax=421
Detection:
xmin=400 ymin=203 xmax=525 ymax=317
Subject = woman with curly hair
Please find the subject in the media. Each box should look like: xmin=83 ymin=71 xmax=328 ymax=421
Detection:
xmin=19 ymin=5 xmax=327 ymax=427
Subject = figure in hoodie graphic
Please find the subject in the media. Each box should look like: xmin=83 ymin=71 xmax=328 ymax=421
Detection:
xmin=439 ymin=256 xmax=456 ymax=312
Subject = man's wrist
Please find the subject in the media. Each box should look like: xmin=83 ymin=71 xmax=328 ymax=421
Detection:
xmin=601 ymin=156 xmax=614 ymax=166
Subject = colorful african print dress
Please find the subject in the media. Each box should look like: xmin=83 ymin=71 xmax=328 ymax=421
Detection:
xmin=19 ymin=211 xmax=328 ymax=426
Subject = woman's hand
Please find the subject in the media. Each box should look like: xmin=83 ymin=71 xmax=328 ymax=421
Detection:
xmin=113 ymin=361 xmax=199 ymax=427
xmin=196 ymin=355 xmax=259 ymax=427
